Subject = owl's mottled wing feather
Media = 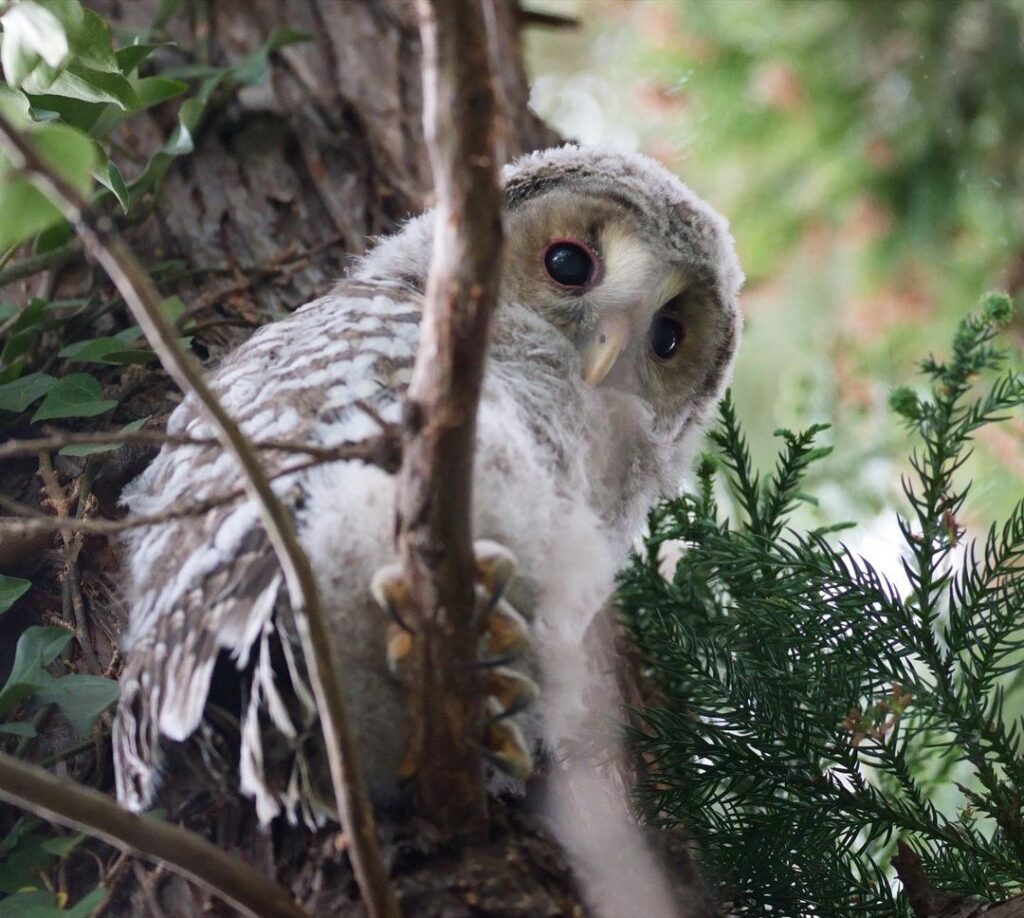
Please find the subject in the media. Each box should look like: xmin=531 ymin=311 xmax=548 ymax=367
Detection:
xmin=114 ymin=282 xmax=422 ymax=817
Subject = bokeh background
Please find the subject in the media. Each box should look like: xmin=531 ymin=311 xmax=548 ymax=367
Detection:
xmin=526 ymin=0 xmax=1024 ymax=560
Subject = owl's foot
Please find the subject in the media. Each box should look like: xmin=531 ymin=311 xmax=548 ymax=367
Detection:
xmin=370 ymin=540 xmax=537 ymax=780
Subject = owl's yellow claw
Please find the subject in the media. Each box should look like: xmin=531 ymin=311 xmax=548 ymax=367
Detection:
xmin=370 ymin=563 xmax=410 ymax=618
xmin=474 ymin=539 xmax=517 ymax=603
xmin=484 ymin=667 xmax=540 ymax=717
xmin=482 ymin=698 xmax=534 ymax=780
xmin=479 ymin=598 xmax=532 ymax=662
xmin=385 ymin=623 xmax=414 ymax=682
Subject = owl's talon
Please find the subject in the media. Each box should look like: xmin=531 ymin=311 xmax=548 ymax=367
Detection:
xmin=370 ymin=562 xmax=415 ymax=632
xmin=479 ymin=597 xmax=531 ymax=663
xmin=481 ymin=698 xmax=534 ymax=780
xmin=474 ymin=540 xmax=517 ymax=606
xmin=385 ymin=623 xmax=414 ymax=682
xmin=484 ymin=667 xmax=539 ymax=719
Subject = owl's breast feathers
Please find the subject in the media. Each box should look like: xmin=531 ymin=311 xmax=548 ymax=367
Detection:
xmin=114 ymin=282 xmax=671 ymax=820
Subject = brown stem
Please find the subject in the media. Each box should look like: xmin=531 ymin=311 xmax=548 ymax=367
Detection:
xmin=0 ymin=427 xmax=400 ymax=468
xmin=892 ymin=840 xmax=1024 ymax=918
xmin=0 ymin=752 xmax=307 ymax=918
xmin=0 ymin=113 xmax=398 ymax=918
xmin=394 ymin=0 xmax=505 ymax=840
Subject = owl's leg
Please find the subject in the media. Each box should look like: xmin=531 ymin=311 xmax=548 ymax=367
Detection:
xmin=370 ymin=540 xmax=537 ymax=780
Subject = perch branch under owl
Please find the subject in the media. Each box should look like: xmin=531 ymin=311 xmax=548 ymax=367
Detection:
xmin=392 ymin=0 xmax=507 ymax=839
xmin=0 ymin=113 xmax=398 ymax=918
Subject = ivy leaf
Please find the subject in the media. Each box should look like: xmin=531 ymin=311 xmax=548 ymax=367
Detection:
xmin=231 ymin=27 xmax=313 ymax=86
xmin=23 ymin=62 xmax=138 ymax=109
xmin=0 ymin=721 xmax=37 ymax=737
xmin=0 ymin=372 xmax=56 ymax=413
xmin=39 ymin=834 xmax=84 ymax=857
xmin=0 ymin=574 xmax=31 ymax=614
xmin=0 ymin=1 xmax=71 ymax=87
xmin=60 ymin=416 xmax=148 ymax=457
xmin=34 ymin=674 xmax=118 ymax=736
xmin=93 ymin=158 xmax=129 ymax=212
xmin=0 ymin=626 xmax=71 ymax=715
xmin=31 ymin=373 xmax=117 ymax=421
xmin=0 ymin=627 xmax=117 ymax=735
xmin=0 ymin=123 xmax=97 ymax=250
xmin=115 ymin=42 xmax=170 ymax=75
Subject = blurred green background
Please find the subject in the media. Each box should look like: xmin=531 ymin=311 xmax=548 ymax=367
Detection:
xmin=526 ymin=0 xmax=1024 ymax=546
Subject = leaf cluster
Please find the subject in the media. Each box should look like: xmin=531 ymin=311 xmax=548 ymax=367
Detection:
xmin=620 ymin=293 xmax=1024 ymax=915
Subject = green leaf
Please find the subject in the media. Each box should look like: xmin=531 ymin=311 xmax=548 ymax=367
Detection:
xmin=132 ymin=74 xmax=187 ymax=108
xmin=0 ymin=721 xmax=36 ymax=737
xmin=0 ymin=123 xmax=97 ymax=250
xmin=115 ymin=42 xmax=170 ymax=75
xmin=58 ymin=336 xmax=127 ymax=361
xmin=34 ymin=674 xmax=118 ymax=736
xmin=32 ymin=217 xmax=70 ymax=253
xmin=31 ymin=373 xmax=116 ymax=421
xmin=60 ymin=416 xmax=148 ymax=457
xmin=0 ymin=626 xmax=116 ymax=735
xmin=159 ymin=294 xmax=186 ymax=324
xmin=25 ymin=92 xmax=106 ymax=132
xmin=0 ymin=626 xmax=71 ymax=715
xmin=93 ymin=157 xmax=129 ymax=212
xmin=0 ymin=84 xmax=31 ymax=127
xmin=0 ymin=1 xmax=71 ymax=87
xmin=65 ymin=887 xmax=107 ymax=918
xmin=58 ymin=336 xmax=153 ymax=366
xmin=0 ymin=371 xmax=56 ymax=412
xmin=231 ymin=26 xmax=312 ymax=87
xmin=23 ymin=62 xmax=138 ymax=109
xmin=64 ymin=8 xmax=119 ymax=74
xmin=39 ymin=834 xmax=84 ymax=857
xmin=0 ymin=574 xmax=31 ymax=614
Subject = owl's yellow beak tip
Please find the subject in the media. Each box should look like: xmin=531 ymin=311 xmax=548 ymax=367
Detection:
xmin=581 ymin=313 xmax=631 ymax=386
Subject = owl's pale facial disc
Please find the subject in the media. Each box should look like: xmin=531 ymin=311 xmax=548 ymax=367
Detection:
xmin=502 ymin=188 xmax=724 ymax=436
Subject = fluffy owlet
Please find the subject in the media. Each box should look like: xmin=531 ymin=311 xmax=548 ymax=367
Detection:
xmin=113 ymin=146 xmax=743 ymax=826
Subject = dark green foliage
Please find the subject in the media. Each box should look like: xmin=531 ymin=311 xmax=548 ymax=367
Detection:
xmin=620 ymin=293 xmax=1024 ymax=916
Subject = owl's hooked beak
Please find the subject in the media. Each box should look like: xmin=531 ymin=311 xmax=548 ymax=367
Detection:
xmin=581 ymin=312 xmax=631 ymax=386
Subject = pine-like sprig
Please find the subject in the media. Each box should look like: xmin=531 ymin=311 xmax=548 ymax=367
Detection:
xmin=620 ymin=293 xmax=1024 ymax=916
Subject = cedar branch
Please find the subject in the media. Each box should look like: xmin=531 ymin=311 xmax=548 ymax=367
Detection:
xmin=0 ymin=113 xmax=398 ymax=918
xmin=394 ymin=0 xmax=505 ymax=839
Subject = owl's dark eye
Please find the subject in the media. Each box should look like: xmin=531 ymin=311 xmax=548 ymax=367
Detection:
xmin=649 ymin=315 xmax=684 ymax=360
xmin=543 ymin=241 xmax=595 ymax=288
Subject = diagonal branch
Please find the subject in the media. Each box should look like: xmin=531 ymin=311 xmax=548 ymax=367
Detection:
xmin=394 ymin=0 xmax=505 ymax=839
xmin=0 ymin=752 xmax=306 ymax=918
xmin=0 ymin=113 xmax=398 ymax=918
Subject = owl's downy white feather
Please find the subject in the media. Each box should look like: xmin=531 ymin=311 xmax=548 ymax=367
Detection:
xmin=114 ymin=146 xmax=743 ymax=832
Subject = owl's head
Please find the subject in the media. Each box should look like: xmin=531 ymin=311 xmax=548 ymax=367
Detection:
xmin=355 ymin=145 xmax=743 ymax=440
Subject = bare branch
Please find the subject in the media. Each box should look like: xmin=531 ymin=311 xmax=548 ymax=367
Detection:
xmin=0 ymin=752 xmax=307 ymax=918
xmin=0 ymin=427 xmax=401 ymax=469
xmin=395 ymin=0 xmax=505 ymax=838
xmin=0 ymin=113 xmax=398 ymax=918
xmin=892 ymin=841 xmax=1024 ymax=918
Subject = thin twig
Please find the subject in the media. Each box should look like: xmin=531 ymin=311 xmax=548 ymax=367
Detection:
xmin=0 ymin=454 xmax=327 ymax=535
xmin=0 ymin=113 xmax=397 ymax=918
xmin=0 ymin=238 xmax=83 ymax=296
xmin=0 ymin=752 xmax=307 ymax=918
xmin=0 ymin=427 xmax=400 ymax=467
xmin=394 ymin=0 xmax=505 ymax=839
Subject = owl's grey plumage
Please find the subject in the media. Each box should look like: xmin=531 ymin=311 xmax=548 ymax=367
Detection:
xmin=113 ymin=145 xmax=743 ymax=826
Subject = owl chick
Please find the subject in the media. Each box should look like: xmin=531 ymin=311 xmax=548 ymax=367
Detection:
xmin=113 ymin=145 xmax=742 ymax=826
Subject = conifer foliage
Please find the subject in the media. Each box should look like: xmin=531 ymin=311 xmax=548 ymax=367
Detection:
xmin=620 ymin=294 xmax=1024 ymax=916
